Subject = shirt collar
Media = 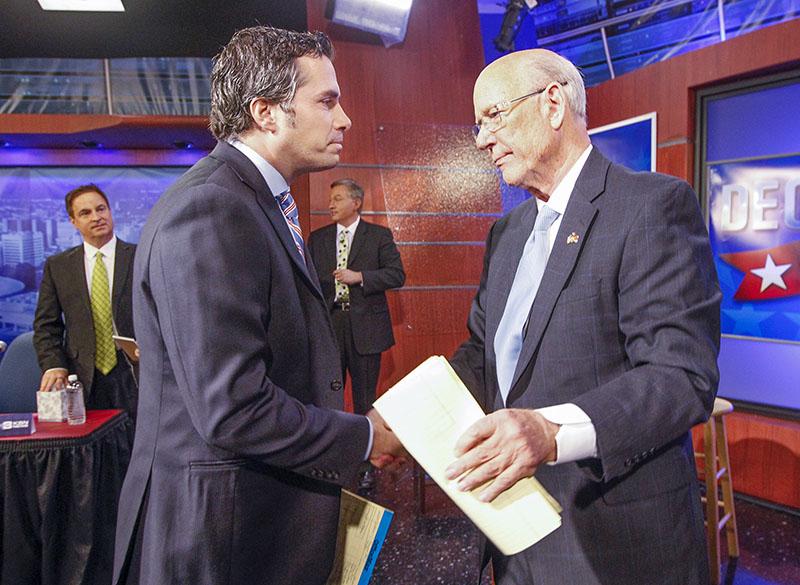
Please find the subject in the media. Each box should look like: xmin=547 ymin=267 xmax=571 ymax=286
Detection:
xmin=536 ymin=144 xmax=593 ymax=216
xmin=337 ymin=216 xmax=360 ymax=236
xmin=83 ymin=235 xmax=117 ymax=259
xmin=229 ymin=138 xmax=290 ymax=198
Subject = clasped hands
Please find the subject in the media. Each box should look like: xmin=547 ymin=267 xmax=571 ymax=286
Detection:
xmin=366 ymin=409 xmax=408 ymax=468
xmin=333 ymin=268 xmax=362 ymax=286
xmin=365 ymin=408 xmax=559 ymax=502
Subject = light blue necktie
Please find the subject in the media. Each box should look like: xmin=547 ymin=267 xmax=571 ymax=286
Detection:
xmin=494 ymin=204 xmax=560 ymax=402
xmin=276 ymin=190 xmax=305 ymax=259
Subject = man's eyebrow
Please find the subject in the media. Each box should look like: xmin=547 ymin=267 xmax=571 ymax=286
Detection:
xmin=476 ymin=103 xmax=494 ymax=117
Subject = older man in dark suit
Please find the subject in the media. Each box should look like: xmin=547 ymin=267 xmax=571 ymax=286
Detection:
xmin=33 ymin=184 xmax=138 ymax=416
xmin=446 ymin=49 xmax=721 ymax=584
xmin=112 ymin=27 xmax=404 ymax=585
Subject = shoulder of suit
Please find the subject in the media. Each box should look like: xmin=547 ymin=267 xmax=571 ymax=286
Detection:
xmin=360 ymin=219 xmax=393 ymax=236
xmin=151 ymin=159 xmax=259 ymax=227
xmin=605 ymin=163 xmax=693 ymax=205
xmin=116 ymin=238 xmax=136 ymax=251
xmin=44 ymin=244 xmax=83 ymax=265
xmin=606 ymin=159 xmax=687 ymax=190
xmin=310 ymin=223 xmax=337 ymax=238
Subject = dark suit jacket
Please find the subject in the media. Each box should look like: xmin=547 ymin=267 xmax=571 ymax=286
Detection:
xmin=33 ymin=239 xmax=136 ymax=394
xmin=112 ymin=141 xmax=371 ymax=585
xmin=308 ymin=219 xmax=405 ymax=355
xmin=451 ymin=149 xmax=721 ymax=585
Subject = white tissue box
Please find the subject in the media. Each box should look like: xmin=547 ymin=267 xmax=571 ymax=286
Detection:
xmin=36 ymin=390 xmax=68 ymax=422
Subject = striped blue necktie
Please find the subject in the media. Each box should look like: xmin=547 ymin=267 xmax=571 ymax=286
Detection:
xmin=276 ymin=190 xmax=305 ymax=259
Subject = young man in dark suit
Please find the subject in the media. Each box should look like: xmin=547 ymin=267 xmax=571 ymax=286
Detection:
xmin=446 ymin=49 xmax=721 ymax=584
xmin=33 ymin=184 xmax=138 ymax=417
xmin=112 ymin=27 xmax=404 ymax=585
xmin=308 ymin=178 xmax=405 ymax=489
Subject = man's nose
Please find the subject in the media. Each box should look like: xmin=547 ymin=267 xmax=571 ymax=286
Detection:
xmin=335 ymin=103 xmax=352 ymax=132
xmin=474 ymin=127 xmax=494 ymax=150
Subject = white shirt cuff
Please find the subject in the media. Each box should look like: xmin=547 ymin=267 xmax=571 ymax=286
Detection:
xmin=364 ymin=416 xmax=374 ymax=461
xmin=536 ymin=403 xmax=598 ymax=464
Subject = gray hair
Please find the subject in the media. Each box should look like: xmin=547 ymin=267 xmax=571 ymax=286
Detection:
xmin=530 ymin=50 xmax=587 ymax=126
xmin=331 ymin=178 xmax=364 ymax=205
xmin=210 ymin=26 xmax=334 ymax=141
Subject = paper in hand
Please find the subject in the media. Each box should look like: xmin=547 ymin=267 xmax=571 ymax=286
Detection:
xmin=373 ymin=356 xmax=561 ymax=555
xmin=112 ymin=335 xmax=139 ymax=363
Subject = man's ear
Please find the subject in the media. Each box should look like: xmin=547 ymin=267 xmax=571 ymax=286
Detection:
xmin=545 ymin=83 xmax=566 ymax=130
xmin=249 ymin=97 xmax=279 ymax=132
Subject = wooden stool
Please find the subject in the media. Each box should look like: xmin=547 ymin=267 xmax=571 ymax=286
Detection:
xmin=695 ymin=397 xmax=739 ymax=585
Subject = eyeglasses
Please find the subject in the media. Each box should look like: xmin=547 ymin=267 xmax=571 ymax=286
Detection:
xmin=471 ymin=81 xmax=568 ymax=140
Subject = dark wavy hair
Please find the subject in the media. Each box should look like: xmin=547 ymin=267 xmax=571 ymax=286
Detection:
xmin=209 ymin=26 xmax=334 ymax=141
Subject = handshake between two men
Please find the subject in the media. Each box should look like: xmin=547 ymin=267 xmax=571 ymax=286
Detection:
xmin=365 ymin=403 xmax=560 ymax=505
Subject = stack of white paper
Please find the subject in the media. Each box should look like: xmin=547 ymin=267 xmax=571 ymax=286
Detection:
xmin=374 ymin=355 xmax=562 ymax=555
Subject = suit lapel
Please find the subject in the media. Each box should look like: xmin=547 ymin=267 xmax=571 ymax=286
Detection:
xmin=321 ymin=224 xmax=337 ymax=274
xmin=209 ymin=142 xmax=324 ymax=300
xmin=70 ymin=246 xmax=92 ymax=315
xmin=506 ymin=150 xmax=609 ymax=402
xmin=112 ymin=240 xmax=132 ymax=320
xmin=347 ymin=219 xmax=367 ymax=266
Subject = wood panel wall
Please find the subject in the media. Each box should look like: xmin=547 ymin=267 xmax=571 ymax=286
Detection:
xmin=303 ymin=0 xmax=488 ymax=397
xmin=586 ymin=19 xmax=800 ymax=509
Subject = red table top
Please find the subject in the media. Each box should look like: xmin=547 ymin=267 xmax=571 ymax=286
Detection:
xmin=0 ymin=409 xmax=123 ymax=442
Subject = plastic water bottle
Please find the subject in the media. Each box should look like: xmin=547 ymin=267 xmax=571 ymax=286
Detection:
xmin=65 ymin=374 xmax=86 ymax=425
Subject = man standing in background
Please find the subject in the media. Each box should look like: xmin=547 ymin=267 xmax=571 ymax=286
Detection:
xmin=309 ymin=178 xmax=405 ymax=489
xmin=33 ymin=184 xmax=138 ymax=417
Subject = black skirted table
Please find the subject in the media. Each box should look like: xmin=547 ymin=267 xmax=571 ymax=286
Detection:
xmin=0 ymin=409 xmax=134 ymax=585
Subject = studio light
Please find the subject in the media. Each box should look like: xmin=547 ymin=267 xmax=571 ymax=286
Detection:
xmin=494 ymin=0 xmax=537 ymax=53
xmin=326 ymin=0 xmax=414 ymax=46
xmin=37 ymin=0 xmax=125 ymax=12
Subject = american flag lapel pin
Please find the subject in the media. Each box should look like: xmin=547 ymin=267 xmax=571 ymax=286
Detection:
xmin=566 ymin=232 xmax=580 ymax=245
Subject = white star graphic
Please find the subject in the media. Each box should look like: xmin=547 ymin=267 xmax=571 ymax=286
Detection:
xmin=750 ymin=254 xmax=792 ymax=293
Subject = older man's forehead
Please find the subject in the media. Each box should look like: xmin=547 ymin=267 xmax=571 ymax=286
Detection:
xmin=473 ymin=72 xmax=514 ymax=114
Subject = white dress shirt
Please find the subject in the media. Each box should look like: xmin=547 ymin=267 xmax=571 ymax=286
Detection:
xmin=528 ymin=144 xmax=599 ymax=464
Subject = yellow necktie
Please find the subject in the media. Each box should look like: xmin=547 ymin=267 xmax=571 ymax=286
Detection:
xmin=335 ymin=230 xmax=350 ymax=302
xmin=91 ymin=251 xmax=117 ymax=375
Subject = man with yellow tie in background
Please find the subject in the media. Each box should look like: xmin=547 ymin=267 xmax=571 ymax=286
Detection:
xmin=309 ymin=178 xmax=405 ymax=490
xmin=34 ymin=184 xmax=138 ymax=418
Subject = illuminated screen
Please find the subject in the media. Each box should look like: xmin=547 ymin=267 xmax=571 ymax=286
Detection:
xmin=589 ymin=112 xmax=656 ymax=173
xmin=699 ymin=73 xmax=800 ymax=415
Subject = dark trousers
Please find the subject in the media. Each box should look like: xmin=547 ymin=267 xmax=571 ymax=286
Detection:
xmin=87 ymin=350 xmax=139 ymax=421
xmin=330 ymin=308 xmax=381 ymax=415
